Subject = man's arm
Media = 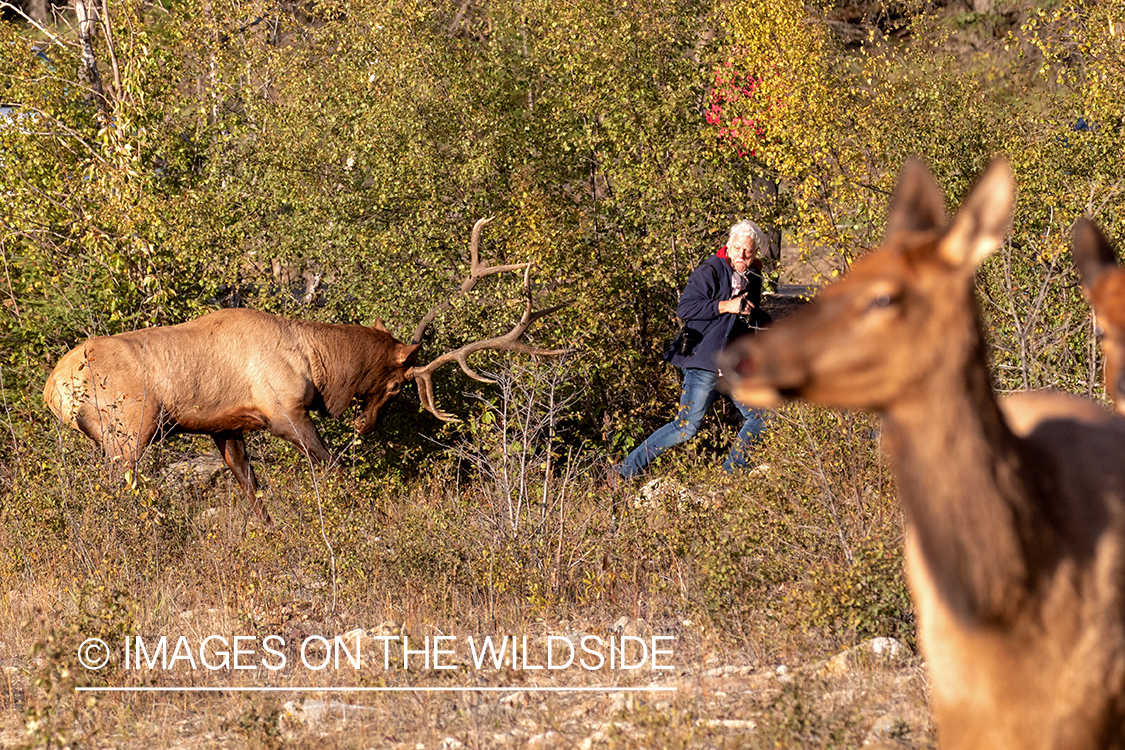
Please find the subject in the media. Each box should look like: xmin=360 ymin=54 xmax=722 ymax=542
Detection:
xmin=676 ymin=263 xmax=722 ymax=321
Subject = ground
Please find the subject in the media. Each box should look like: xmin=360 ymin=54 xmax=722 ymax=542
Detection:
xmin=0 ymin=615 xmax=933 ymax=748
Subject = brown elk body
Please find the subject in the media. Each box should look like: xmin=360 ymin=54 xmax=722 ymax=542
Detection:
xmin=1073 ymin=218 xmax=1125 ymax=414
xmin=44 ymin=218 xmax=566 ymax=526
xmin=718 ymin=159 xmax=1125 ymax=748
xmin=44 ymin=308 xmax=421 ymax=524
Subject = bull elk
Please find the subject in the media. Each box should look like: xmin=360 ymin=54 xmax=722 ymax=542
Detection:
xmin=44 ymin=218 xmax=568 ymax=526
xmin=1073 ymin=218 xmax=1125 ymax=415
xmin=718 ymin=158 xmax=1125 ymax=748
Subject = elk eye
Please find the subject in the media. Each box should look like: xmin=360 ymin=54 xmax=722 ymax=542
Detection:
xmin=868 ymin=292 xmax=895 ymax=311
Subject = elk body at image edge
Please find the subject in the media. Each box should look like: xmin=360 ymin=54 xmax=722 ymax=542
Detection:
xmin=1074 ymin=218 xmax=1125 ymax=415
xmin=719 ymin=158 xmax=1125 ymax=749
xmin=43 ymin=218 xmax=568 ymax=527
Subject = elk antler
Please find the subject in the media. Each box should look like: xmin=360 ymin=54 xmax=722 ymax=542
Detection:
xmin=410 ymin=217 xmax=531 ymax=346
xmin=409 ymin=262 xmax=571 ymax=422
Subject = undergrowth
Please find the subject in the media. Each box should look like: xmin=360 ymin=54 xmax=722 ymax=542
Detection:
xmin=0 ymin=360 xmax=912 ymax=747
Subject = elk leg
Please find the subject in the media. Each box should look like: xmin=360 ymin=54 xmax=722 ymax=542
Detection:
xmin=213 ymin=432 xmax=271 ymax=526
xmin=77 ymin=398 xmax=159 ymax=473
xmin=269 ymin=412 xmax=335 ymax=466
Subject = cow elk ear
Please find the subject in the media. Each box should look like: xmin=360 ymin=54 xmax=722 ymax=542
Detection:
xmin=885 ymin=157 xmax=948 ymax=240
xmin=1072 ymin=218 xmax=1119 ymax=292
xmin=372 ymin=318 xmax=388 ymax=333
xmin=938 ymin=157 xmax=1015 ymax=271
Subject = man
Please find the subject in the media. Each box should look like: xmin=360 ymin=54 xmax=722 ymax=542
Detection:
xmin=614 ymin=220 xmax=770 ymax=479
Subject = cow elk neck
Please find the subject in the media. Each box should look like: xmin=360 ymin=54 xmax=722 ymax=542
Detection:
xmin=718 ymin=158 xmax=1125 ymax=749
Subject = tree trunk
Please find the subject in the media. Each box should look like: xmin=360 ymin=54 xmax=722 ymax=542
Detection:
xmin=751 ymin=174 xmax=782 ymax=291
xmin=23 ymin=0 xmax=48 ymax=24
xmin=74 ymin=0 xmax=107 ymax=121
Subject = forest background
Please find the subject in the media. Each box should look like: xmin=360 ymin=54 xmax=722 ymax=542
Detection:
xmin=0 ymin=0 xmax=1123 ymax=746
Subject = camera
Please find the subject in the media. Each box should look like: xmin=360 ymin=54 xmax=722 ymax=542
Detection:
xmin=678 ymin=327 xmax=702 ymax=356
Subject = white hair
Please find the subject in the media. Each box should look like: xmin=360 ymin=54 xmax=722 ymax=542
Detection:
xmin=728 ymin=219 xmax=768 ymax=253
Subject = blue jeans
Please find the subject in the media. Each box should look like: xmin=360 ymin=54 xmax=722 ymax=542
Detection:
xmin=617 ymin=367 xmax=767 ymax=478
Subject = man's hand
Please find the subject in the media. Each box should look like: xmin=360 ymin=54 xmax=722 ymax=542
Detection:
xmin=718 ymin=294 xmax=752 ymax=315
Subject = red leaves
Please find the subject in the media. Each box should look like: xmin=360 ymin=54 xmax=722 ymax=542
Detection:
xmin=705 ymin=62 xmax=766 ymax=157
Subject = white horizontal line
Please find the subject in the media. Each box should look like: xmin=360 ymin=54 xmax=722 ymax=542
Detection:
xmin=76 ymin=686 xmax=677 ymax=693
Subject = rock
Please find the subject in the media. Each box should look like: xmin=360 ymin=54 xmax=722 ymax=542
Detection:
xmin=527 ymin=731 xmax=559 ymax=746
xmin=632 ymin=478 xmax=704 ymax=511
xmin=863 ymin=706 xmax=930 ymax=746
xmin=701 ymin=664 xmax=756 ymax=679
xmin=278 ymin=698 xmax=377 ymax=738
xmin=818 ymin=637 xmax=912 ymax=676
xmin=702 ymin=719 xmax=756 ymax=731
xmin=866 ymin=636 xmax=910 ymax=658
xmin=162 ymin=454 xmax=227 ymax=487
xmin=499 ymin=691 xmax=527 ymax=707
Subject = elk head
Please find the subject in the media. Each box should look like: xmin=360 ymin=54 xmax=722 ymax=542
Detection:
xmin=355 ymin=336 xmax=422 ymax=433
xmin=1072 ymin=218 xmax=1125 ymax=414
xmin=717 ymin=157 xmax=1014 ymax=411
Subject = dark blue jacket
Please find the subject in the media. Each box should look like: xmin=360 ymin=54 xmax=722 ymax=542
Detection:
xmin=669 ymin=253 xmax=763 ymax=372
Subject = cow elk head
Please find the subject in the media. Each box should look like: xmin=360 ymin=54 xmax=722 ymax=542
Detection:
xmin=1072 ymin=217 xmax=1125 ymax=415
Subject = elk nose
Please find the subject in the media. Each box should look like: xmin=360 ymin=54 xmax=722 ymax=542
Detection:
xmin=716 ymin=342 xmax=757 ymax=386
xmin=733 ymin=352 xmax=756 ymax=378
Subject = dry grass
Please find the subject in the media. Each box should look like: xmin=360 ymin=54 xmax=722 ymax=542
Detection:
xmin=0 ymin=363 xmax=928 ymax=749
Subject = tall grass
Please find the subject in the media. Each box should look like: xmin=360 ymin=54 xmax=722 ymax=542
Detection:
xmin=0 ymin=359 xmax=913 ymax=747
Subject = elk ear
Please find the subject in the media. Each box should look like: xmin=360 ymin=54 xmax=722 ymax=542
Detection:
xmin=371 ymin=318 xmax=388 ymax=333
xmin=885 ymin=157 xmax=948 ymax=239
xmin=398 ymin=343 xmax=422 ymax=368
xmin=938 ymin=157 xmax=1015 ymax=270
xmin=1072 ymin=218 xmax=1118 ymax=292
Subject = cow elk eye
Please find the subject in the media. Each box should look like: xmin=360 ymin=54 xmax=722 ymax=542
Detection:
xmin=868 ymin=292 xmax=895 ymax=311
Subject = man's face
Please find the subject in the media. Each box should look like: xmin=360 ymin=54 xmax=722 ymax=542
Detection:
xmin=728 ymin=236 xmax=757 ymax=273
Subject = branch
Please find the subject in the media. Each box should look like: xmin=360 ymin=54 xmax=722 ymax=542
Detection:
xmin=0 ymin=1 xmax=70 ymax=47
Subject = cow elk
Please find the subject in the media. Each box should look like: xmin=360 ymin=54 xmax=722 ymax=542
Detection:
xmin=718 ymin=158 xmax=1125 ymax=749
xmin=1073 ymin=217 xmax=1125 ymax=415
xmin=44 ymin=218 xmax=568 ymax=526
